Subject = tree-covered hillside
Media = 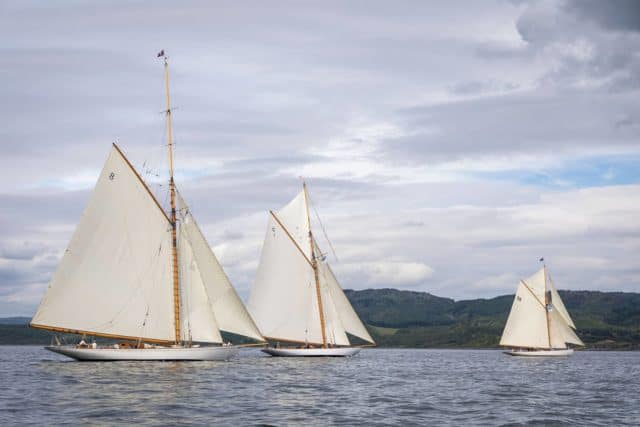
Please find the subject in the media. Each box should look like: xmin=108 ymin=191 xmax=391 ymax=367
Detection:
xmin=1 ymin=290 xmax=639 ymax=349
xmin=345 ymin=289 xmax=640 ymax=349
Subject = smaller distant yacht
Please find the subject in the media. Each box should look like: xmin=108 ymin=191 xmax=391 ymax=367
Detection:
xmin=500 ymin=263 xmax=584 ymax=357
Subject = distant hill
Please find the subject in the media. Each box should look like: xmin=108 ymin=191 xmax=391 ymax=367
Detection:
xmin=345 ymin=289 xmax=640 ymax=350
xmin=0 ymin=317 xmax=31 ymax=325
xmin=1 ymin=290 xmax=639 ymax=349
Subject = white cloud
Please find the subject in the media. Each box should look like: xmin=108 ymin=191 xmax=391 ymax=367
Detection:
xmin=335 ymin=261 xmax=434 ymax=288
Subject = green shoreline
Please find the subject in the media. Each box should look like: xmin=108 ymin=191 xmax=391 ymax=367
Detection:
xmin=2 ymin=288 xmax=639 ymax=349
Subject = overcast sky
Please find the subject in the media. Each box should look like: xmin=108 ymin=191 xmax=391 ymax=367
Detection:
xmin=1 ymin=0 xmax=639 ymax=316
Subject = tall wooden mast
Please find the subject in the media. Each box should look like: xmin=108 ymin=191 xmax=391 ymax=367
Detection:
xmin=543 ymin=263 xmax=551 ymax=349
xmin=160 ymin=51 xmax=181 ymax=344
xmin=303 ymin=182 xmax=327 ymax=348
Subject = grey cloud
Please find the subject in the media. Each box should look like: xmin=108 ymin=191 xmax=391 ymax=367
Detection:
xmin=0 ymin=242 xmax=47 ymax=261
xmin=565 ymin=0 xmax=640 ymax=32
xmin=514 ymin=0 xmax=640 ymax=92
xmin=383 ymin=89 xmax=639 ymax=164
xmin=448 ymin=80 xmax=519 ymax=96
xmin=614 ymin=115 xmax=640 ymax=130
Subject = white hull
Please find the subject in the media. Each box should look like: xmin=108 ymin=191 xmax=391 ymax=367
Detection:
xmin=45 ymin=345 xmax=240 ymax=361
xmin=504 ymin=348 xmax=574 ymax=357
xmin=262 ymin=347 xmax=361 ymax=357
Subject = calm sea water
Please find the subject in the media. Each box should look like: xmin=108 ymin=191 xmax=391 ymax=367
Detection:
xmin=0 ymin=346 xmax=638 ymax=426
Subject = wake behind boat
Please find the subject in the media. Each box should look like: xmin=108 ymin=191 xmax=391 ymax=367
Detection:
xmin=29 ymin=52 xmax=265 ymax=361
xmin=500 ymin=263 xmax=584 ymax=357
xmin=247 ymin=183 xmax=375 ymax=357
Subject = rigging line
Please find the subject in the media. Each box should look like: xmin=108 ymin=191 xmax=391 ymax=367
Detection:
xmin=306 ymin=188 xmax=339 ymax=262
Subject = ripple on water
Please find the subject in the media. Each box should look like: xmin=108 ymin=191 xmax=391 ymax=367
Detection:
xmin=0 ymin=347 xmax=639 ymax=426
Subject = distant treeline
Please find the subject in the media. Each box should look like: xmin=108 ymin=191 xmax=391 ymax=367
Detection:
xmin=2 ymin=289 xmax=639 ymax=349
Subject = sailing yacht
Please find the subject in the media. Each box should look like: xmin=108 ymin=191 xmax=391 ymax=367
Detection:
xmin=29 ymin=52 xmax=264 ymax=361
xmin=248 ymin=183 xmax=375 ymax=356
xmin=500 ymin=264 xmax=584 ymax=356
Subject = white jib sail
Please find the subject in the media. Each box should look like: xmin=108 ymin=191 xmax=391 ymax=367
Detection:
xmin=317 ymin=265 xmax=350 ymax=346
xmin=31 ymin=145 xmax=176 ymax=342
xmin=177 ymin=192 xmax=264 ymax=342
xmin=178 ymin=217 xmax=223 ymax=344
xmin=317 ymin=261 xmax=375 ymax=344
xmin=547 ymin=275 xmax=576 ymax=329
xmin=548 ymin=306 xmax=584 ymax=347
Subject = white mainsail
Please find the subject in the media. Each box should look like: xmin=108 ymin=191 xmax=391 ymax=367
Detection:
xmin=31 ymin=145 xmax=176 ymax=342
xmin=499 ymin=267 xmax=584 ymax=349
xmin=177 ymin=192 xmax=264 ymax=342
xmin=248 ymin=188 xmax=375 ymax=346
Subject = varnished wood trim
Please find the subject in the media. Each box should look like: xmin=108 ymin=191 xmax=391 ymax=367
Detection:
xmin=29 ymin=323 xmax=175 ymax=345
xmin=303 ymin=183 xmax=328 ymax=348
xmin=263 ymin=335 xmax=325 ymax=347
